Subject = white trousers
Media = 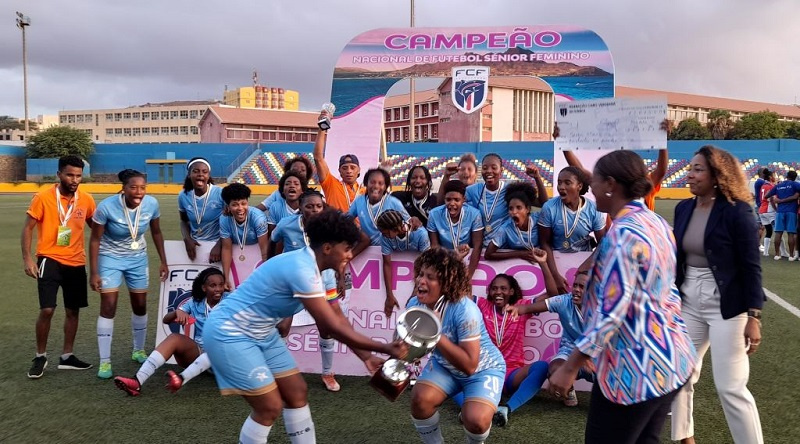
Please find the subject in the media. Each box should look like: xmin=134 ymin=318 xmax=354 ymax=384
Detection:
xmin=671 ymin=266 xmax=763 ymax=443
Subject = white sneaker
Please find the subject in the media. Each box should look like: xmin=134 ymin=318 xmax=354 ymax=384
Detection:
xmin=759 ymin=245 xmax=765 ymax=253
xmin=790 ymin=255 xmax=798 ymax=262
xmin=774 ymin=255 xmax=782 ymax=261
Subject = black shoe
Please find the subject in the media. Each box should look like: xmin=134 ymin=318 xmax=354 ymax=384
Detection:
xmin=58 ymin=354 xmax=93 ymax=370
xmin=28 ymin=356 xmax=47 ymax=379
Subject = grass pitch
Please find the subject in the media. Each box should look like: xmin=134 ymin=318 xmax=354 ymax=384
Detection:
xmin=0 ymin=194 xmax=797 ymax=443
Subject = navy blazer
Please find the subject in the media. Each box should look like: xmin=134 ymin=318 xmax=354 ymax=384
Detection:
xmin=674 ymin=196 xmax=764 ymax=319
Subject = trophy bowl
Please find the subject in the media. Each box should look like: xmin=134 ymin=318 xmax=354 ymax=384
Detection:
xmin=370 ymin=306 xmax=442 ymax=401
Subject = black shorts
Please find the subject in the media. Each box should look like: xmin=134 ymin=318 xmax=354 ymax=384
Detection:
xmin=37 ymin=256 xmax=88 ymax=310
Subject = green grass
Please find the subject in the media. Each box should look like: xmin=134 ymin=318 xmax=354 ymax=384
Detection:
xmin=0 ymin=195 xmax=798 ymax=443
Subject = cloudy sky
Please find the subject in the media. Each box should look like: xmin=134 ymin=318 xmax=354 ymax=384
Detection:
xmin=1 ymin=0 xmax=799 ymax=118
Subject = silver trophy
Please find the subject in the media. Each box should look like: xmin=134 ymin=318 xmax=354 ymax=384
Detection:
xmin=318 ymin=103 xmax=336 ymax=130
xmin=370 ymin=306 xmax=441 ymax=401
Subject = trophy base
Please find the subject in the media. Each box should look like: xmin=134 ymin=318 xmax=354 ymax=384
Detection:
xmin=369 ymin=371 xmax=410 ymax=402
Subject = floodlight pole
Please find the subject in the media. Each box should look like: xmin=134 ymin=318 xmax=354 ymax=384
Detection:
xmin=409 ymin=0 xmax=415 ymax=143
xmin=16 ymin=12 xmax=31 ymax=142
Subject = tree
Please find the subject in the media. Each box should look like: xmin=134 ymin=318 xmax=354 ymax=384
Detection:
xmin=782 ymin=121 xmax=800 ymax=140
xmin=0 ymin=115 xmax=37 ymax=131
xmin=670 ymin=118 xmax=711 ymax=140
xmin=706 ymin=109 xmax=733 ymax=139
xmin=26 ymin=125 xmax=94 ymax=159
xmin=730 ymin=111 xmax=784 ymax=139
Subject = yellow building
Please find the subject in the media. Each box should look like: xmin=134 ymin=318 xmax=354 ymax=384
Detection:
xmin=223 ymin=85 xmax=299 ymax=111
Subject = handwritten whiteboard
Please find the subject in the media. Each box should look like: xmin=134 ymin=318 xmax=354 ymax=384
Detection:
xmin=555 ymin=97 xmax=667 ymax=151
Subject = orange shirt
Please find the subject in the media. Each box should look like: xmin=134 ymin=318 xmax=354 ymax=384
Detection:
xmin=644 ymin=182 xmax=661 ymax=211
xmin=320 ymin=174 xmax=363 ymax=211
xmin=26 ymin=185 xmax=96 ymax=266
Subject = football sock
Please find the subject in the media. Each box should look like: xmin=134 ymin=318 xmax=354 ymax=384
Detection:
xmin=97 ymin=316 xmax=114 ymax=363
xmin=412 ymin=411 xmax=443 ymax=444
xmin=283 ymin=404 xmax=316 ymax=444
xmin=131 ymin=314 xmax=148 ymax=351
xmin=135 ymin=351 xmax=165 ymax=385
xmin=180 ymin=352 xmax=211 ymax=384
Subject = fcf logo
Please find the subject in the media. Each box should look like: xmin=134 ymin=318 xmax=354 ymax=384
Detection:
xmin=452 ymin=66 xmax=489 ymax=114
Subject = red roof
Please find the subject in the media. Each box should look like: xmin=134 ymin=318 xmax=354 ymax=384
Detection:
xmin=201 ymin=106 xmax=318 ymax=127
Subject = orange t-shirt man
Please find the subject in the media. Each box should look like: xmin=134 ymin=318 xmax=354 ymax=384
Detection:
xmin=27 ymin=184 xmax=96 ymax=266
xmin=319 ymin=154 xmax=364 ymax=212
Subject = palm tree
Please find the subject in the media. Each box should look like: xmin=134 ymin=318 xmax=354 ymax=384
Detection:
xmin=707 ymin=109 xmax=733 ymax=140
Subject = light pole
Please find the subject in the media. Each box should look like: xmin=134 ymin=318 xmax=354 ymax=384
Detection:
xmin=16 ymin=12 xmax=31 ymax=142
xmin=409 ymin=0 xmax=415 ymax=143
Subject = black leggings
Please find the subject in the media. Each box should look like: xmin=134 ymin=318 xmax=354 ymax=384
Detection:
xmin=763 ymin=223 xmax=773 ymax=238
xmin=584 ymin=382 xmax=681 ymax=444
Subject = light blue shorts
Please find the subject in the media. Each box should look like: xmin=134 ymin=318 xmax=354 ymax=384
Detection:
xmin=98 ymin=253 xmax=149 ymax=293
xmin=775 ymin=212 xmax=798 ymax=233
xmin=202 ymin=328 xmax=298 ymax=396
xmin=416 ymin=358 xmax=505 ymax=409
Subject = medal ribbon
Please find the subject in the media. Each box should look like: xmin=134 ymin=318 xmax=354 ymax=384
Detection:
xmin=481 ymin=181 xmax=504 ymax=230
xmin=366 ymin=194 xmax=387 ymax=230
xmin=412 ymin=194 xmax=429 ymax=218
xmin=120 ymin=194 xmax=142 ymax=245
xmin=447 ymin=207 xmax=464 ymax=249
xmin=192 ymin=184 xmax=212 ymax=232
xmin=55 ymin=186 xmax=77 ymax=227
xmin=514 ymin=216 xmax=535 ymax=251
xmin=493 ymin=308 xmax=510 ymax=347
xmin=233 ymin=210 xmax=249 ymax=253
xmin=561 ymin=197 xmax=585 ymax=243
xmin=342 ymin=182 xmax=361 ymax=205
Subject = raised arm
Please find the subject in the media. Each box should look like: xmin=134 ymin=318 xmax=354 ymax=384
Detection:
xmin=650 ymin=148 xmax=669 ymax=187
xmin=312 ymin=119 xmax=332 ymax=184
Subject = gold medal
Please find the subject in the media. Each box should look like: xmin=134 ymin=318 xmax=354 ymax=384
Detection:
xmin=130 ymin=241 xmax=140 ymax=250
xmin=562 ymin=240 xmax=570 ymax=250
xmin=197 ymin=227 xmax=203 ymax=235
xmin=485 ymin=224 xmax=492 ymax=233
xmin=238 ymin=254 xmax=246 ymax=261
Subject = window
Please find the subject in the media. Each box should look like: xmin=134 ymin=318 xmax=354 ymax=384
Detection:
xmin=85 ymin=114 xmax=93 ymax=122
xmin=180 ymin=110 xmax=188 ymax=119
xmin=422 ymin=104 xmax=429 ymax=117
xmin=393 ymin=128 xmax=400 ymax=141
xmin=151 ymin=127 xmax=159 ymax=135
xmin=142 ymin=127 xmax=150 ymax=135
xmin=161 ymin=111 xmax=169 ymax=120
xmin=394 ymin=109 xmax=401 ymax=120
xmin=385 ymin=110 xmax=392 ymax=122
xmin=132 ymin=112 xmax=140 ymax=120
xmin=189 ymin=110 xmax=198 ymax=119
xmin=151 ymin=112 xmax=159 ymax=120
xmin=170 ymin=111 xmax=179 ymax=119
xmin=180 ymin=126 xmax=188 ymax=135
xmin=105 ymin=113 xmax=113 ymax=121
xmin=114 ymin=113 xmax=122 ymax=121
xmin=431 ymin=125 xmax=438 ymax=138
xmin=432 ymin=103 xmax=438 ymax=115
xmin=106 ymin=129 xmax=114 ymax=137
xmin=59 ymin=115 xmax=67 ymax=124
xmin=67 ymin=115 xmax=75 ymax=124
xmin=123 ymin=128 xmax=132 ymax=136
xmin=403 ymin=107 xmax=409 ymax=120
xmin=385 ymin=129 xmax=391 ymax=141
xmin=114 ymin=128 xmax=123 ymax=135
xmin=76 ymin=115 xmax=84 ymax=123
xmin=123 ymin=112 xmax=131 ymax=120
xmin=132 ymin=128 xmax=141 ymax=136
xmin=142 ymin=112 xmax=150 ymax=121
xmin=190 ymin=126 xmax=199 ymax=135
xmin=161 ymin=127 xmax=169 ymax=135
xmin=402 ymin=127 xmax=409 ymax=141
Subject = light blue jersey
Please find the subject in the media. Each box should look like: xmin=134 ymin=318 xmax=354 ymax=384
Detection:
xmin=546 ymin=293 xmax=585 ymax=355
xmin=178 ymin=185 xmax=225 ymax=242
xmin=348 ymin=194 xmax=409 ymax=245
xmin=270 ymin=214 xmax=307 ymax=253
xmin=538 ymin=196 xmax=605 ymax=252
xmin=177 ymin=294 xmax=227 ymax=349
xmin=490 ymin=214 xmax=540 ymax=250
xmin=465 ymin=182 xmax=509 ymax=247
xmin=260 ymin=191 xmax=283 ymax=211
xmin=406 ymin=296 xmax=505 ymax=378
xmin=426 ymin=205 xmax=483 ymax=250
xmin=380 ymin=226 xmax=430 ymax=255
xmin=93 ymin=194 xmax=160 ymax=257
xmin=205 ymin=247 xmax=326 ymax=342
xmin=219 ymin=207 xmax=268 ymax=245
xmin=266 ymin=198 xmax=300 ymax=226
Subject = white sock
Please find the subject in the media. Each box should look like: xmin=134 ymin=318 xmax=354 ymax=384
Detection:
xmin=464 ymin=426 xmax=491 ymax=444
xmin=131 ymin=314 xmax=148 ymax=351
xmin=283 ymin=405 xmax=316 ymax=443
xmin=60 ymin=353 xmax=73 ymax=360
xmin=97 ymin=316 xmax=114 ymax=364
xmin=239 ymin=415 xmax=271 ymax=444
xmin=135 ymin=351 xmax=165 ymax=385
xmin=180 ymin=352 xmax=211 ymax=384
xmin=35 ymin=352 xmax=46 ymax=358
xmin=763 ymin=237 xmax=771 ymax=255
xmin=319 ymin=337 xmax=335 ymax=375
xmin=412 ymin=411 xmax=443 ymax=444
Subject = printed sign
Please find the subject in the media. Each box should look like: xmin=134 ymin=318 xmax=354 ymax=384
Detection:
xmin=158 ymin=243 xmax=590 ymax=377
xmin=451 ymin=66 xmax=490 ymax=114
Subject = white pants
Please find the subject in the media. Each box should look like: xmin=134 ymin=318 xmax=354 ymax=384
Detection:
xmin=671 ymin=266 xmax=763 ymax=443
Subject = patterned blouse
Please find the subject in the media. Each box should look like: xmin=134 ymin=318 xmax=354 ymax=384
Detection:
xmin=575 ymin=201 xmax=697 ymax=405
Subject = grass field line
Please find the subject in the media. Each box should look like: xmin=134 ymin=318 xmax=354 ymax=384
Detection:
xmin=764 ymin=287 xmax=800 ymax=319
